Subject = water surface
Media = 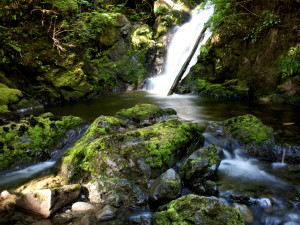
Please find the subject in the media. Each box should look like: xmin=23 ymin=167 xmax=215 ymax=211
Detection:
xmin=45 ymin=91 xmax=300 ymax=145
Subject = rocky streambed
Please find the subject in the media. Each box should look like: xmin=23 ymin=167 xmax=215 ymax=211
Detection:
xmin=0 ymin=104 xmax=299 ymax=224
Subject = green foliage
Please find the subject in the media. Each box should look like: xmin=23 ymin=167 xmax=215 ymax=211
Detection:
xmin=198 ymin=45 xmax=211 ymax=62
xmin=245 ymin=10 xmax=281 ymax=41
xmin=278 ymin=46 xmax=300 ymax=79
xmin=207 ymin=0 xmax=239 ymax=33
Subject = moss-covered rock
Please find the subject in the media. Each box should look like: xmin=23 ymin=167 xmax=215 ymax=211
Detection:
xmin=149 ymin=168 xmax=181 ymax=203
xmin=0 ymin=83 xmax=23 ymax=113
xmin=115 ymin=103 xmax=176 ymax=126
xmin=0 ymin=115 xmax=86 ymax=173
xmin=178 ymin=145 xmax=221 ymax=195
xmin=61 ymin=104 xmax=202 ymax=188
xmin=152 ymin=194 xmax=245 ymax=224
xmin=153 ymin=0 xmax=191 ymax=39
xmin=178 ymin=77 xmax=249 ymax=99
xmin=224 ymin=114 xmax=276 ymax=160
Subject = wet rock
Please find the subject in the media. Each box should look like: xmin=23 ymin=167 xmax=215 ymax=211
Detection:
xmin=282 ymin=145 xmax=300 ymax=164
xmin=224 ymin=114 xmax=276 ymax=161
xmin=227 ymin=193 xmax=252 ymax=205
xmin=86 ymin=178 xmax=147 ymax=208
xmin=80 ymin=214 xmax=97 ymax=225
xmin=0 ymin=114 xmax=86 ymax=173
xmin=232 ymin=203 xmax=254 ymax=224
xmin=32 ymin=219 xmax=53 ymax=225
xmin=95 ymin=205 xmax=118 ymax=221
xmin=52 ymin=213 xmax=74 ymax=224
xmin=61 ymin=104 xmax=202 ymax=188
xmin=115 ymin=104 xmax=177 ymax=126
xmin=71 ymin=202 xmax=96 ymax=214
xmin=149 ymin=168 xmax=181 ymax=202
xmin=178 ymin=145 xmax=221 ymax=194
xmin=192 ymin=180 xmax=218 ymax=196
xmin=115 ymin=14 xmax=131 ymax=35
xmin=0 ymin=190 xmax=12 ymax=200
xmin=152 ymin=194 xmax=244 ymax=224
xmin=16 ymin=184 xmax=81 ymax=218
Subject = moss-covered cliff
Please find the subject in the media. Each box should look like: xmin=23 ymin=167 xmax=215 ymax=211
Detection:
xmin=0 ymin=0 xmax=199 ymax=113
xmin=179 ymin=0 xmax=300 ymax=104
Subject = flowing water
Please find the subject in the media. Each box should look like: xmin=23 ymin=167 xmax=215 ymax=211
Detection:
xmin=2 ymin=3 xmax=300 ymax=224
xmin=148 ymin=3 xmax=214 ymax=95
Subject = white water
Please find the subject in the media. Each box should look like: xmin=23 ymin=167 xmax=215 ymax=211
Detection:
xmin=0 ymin=161 xmax=55 ymax=186
xmin=148 ymin=3 xmax=214 ymax=96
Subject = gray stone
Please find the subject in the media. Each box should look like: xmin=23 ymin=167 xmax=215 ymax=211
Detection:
xmin=86 ymin=178 xmax=147 ymax=208
xmin=16 ymin=184 xmax=81 ymax=218
xmin=232 ymin=203 xmax=254 ymax=224
xmin=95 ymin=205 xmax=118 ymax=221
xmin=178 ymin=145 xmax=221 ymax=194
xmin=149 ymin=168 xmax=181 ymax=202
xmin=52 ymin=213 xmax=73 ymax=224
xmin=71 ymin=202 xmax=96 ymax=214
xmin=80 ymin=214 xmax=97 ymax=225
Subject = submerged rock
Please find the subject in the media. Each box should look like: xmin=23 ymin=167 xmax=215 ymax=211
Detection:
xmin=149 ymin=168 xmax=181 ymax=203
xmin=95 ymin=205 xmax=118 ymax=221
xmin=152 ymin=194 xmax=244 ymax=224
xmin=178 ymin=145 xmax=221 ymax=195
xmin=16 ymin=184 xmax=81 ymax=218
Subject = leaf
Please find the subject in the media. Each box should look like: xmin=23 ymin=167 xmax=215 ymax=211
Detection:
xmin=9 ymin=43 xmax=21 ymax=52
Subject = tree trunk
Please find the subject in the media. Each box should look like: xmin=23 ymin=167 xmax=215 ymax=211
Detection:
xmin=167 ymin=26 xmax=207 ymax=96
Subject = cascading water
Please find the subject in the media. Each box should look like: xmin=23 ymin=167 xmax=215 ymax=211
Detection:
xmin=148 ymin=3 xmax=214 ymax=96
xmin=202 ymin=132 xmax=300 ymax=225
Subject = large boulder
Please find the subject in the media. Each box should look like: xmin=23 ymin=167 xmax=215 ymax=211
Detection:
xmin=85 ymin=178 xmax=147 ymax=208
xmin=224 ymin=114 xmax=276 ymax=160
xmin=149 ymin=168 xmax=181 ymax=202
xmin=152 ymin=194 xmax=244 ymax=224
xmin=61 ymin=104 xmax=202 ymax=188
xmin=178 ymin=145 xmax=222 ymax=195
xmin=16 ymin=184 xmax=81 ymax=218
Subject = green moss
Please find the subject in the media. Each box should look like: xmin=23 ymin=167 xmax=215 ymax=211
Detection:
xmin=0 ymin=84 xmax=23 ymax=113
xmin=195 ymin=79 xmax=249 ymax=98
xmin=153 ymin=194 xmax=244 ymax=225
xmin=224 ymin=114 xmax=273 ymax=145
xmin=131 ymin=24 xmax=154 ymax=49
xmin=62 ymin=105 xmax=201 ymax=181
xmin=0 ymin=115 xmax=84 ymax=171
xmin=52 ymin=0 xmax=78 ymax=13
xmin=116 ymin=104 xmax=160 ymax=123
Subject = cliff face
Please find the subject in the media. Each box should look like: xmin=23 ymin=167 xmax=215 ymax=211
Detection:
xmin=179 ymin=0 xmax=300 ymax=104
xmin=0 ymin=0 xmax=200 ymax=113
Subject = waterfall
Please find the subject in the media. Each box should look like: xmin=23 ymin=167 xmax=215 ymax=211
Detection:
xmin=148 ymin=3 xmax=214 ymax=96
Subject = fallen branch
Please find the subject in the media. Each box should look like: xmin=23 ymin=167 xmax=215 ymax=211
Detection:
xmin=167 ymin=25 xmax=207 ymax=96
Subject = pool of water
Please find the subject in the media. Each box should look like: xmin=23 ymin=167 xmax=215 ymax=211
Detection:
xmin=45 ymin=91 xmax=300 ymax=145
